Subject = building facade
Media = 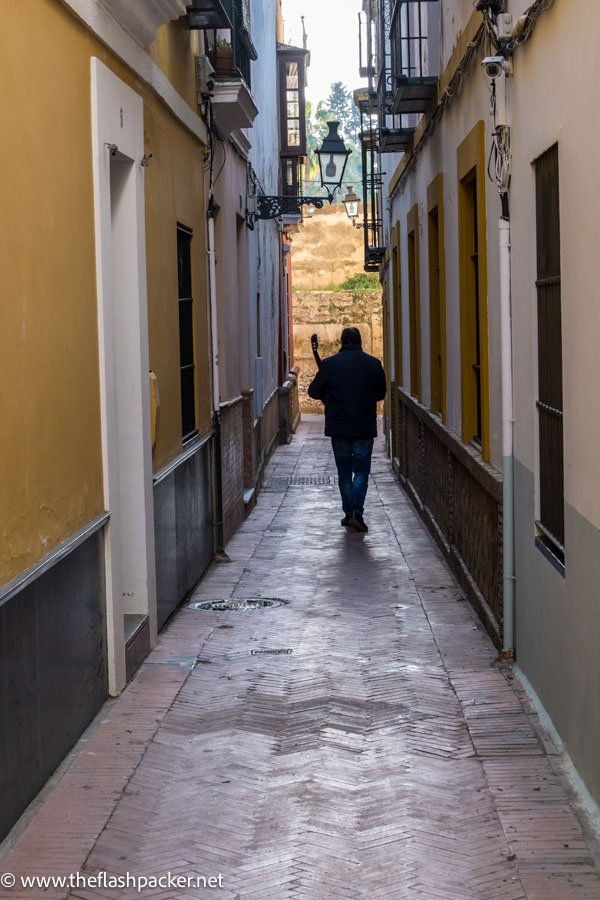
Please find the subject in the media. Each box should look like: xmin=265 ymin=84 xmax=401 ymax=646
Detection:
xmin=0 ymin=0 xmax=298 ymax=840
xmin=359 ymin=0 xmax=600 ymax=807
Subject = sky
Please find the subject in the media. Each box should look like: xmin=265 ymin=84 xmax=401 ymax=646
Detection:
xmin=281 ymin=0 xmax=367 ymax=108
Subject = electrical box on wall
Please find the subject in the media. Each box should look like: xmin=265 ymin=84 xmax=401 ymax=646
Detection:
xmin=496 ymin=13 xmax=513 ymax=40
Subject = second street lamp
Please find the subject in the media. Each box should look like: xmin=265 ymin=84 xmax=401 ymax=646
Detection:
xmin=255 ymin=121 xmax=352 ymax=220
xmin=343 ymin=185 xmax=361 ymax=227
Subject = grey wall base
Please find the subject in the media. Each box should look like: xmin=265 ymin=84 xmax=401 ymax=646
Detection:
xmin=0 ymin=530 xmax=107 ymax=841
xmin=154 ymin=436 xmax=214 ymax=630
xmin=514 ymin=459 xmax=600 ymax=808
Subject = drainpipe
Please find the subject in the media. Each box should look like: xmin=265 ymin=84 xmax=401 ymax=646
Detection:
xmin=207 ymin=196 xmax=230 ymax=562
xmin=499 ymin=206 xmax=515 ymax=657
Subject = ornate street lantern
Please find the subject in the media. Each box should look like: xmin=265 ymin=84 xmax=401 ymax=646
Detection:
xmin=343 ymin=186 xmax=361 ymax=225
xmin=316 ymin=122 xmax=352 ymax=202
xmin=255 ymin=121 xmax=352 ymax=220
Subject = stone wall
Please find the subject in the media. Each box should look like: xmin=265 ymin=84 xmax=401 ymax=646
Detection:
xmin=293 ymin=290 xmax=383 ymax=414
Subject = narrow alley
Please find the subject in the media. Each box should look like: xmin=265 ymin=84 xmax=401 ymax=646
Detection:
xmin=1 ymin=418 xmax=599 ymax=900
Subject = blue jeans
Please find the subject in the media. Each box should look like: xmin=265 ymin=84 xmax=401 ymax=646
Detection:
xmin=331 ymin=438 xmax=374 ymax=517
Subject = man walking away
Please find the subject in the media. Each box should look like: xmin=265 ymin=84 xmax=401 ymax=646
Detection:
xmin=307 ymin=327 xmax=386 ymax=533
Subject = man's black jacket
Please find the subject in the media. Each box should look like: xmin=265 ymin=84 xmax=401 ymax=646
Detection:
xmin=307 ymin=345 xmax=387 ymax=439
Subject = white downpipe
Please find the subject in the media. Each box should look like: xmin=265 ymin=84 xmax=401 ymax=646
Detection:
xmin=207 ymin=206 xmax=220 ymax=411
xmin=499 ymin=216 xmax=515 ymax=654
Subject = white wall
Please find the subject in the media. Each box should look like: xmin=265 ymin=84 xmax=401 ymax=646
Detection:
xmin=248 ymin=0 xmax=282 ymax=411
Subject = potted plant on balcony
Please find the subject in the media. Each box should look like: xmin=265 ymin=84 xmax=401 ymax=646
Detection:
xmin=210 ymin=38 xmax=234 ymax=76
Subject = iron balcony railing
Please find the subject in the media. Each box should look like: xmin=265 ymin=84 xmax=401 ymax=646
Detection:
xmin=204 ymin=0 xmax=256 ymax=88
xmin=390 ymin=0 xmax=439 ymax=114
xmin=356 ymin=100 xmax=385 ymax=271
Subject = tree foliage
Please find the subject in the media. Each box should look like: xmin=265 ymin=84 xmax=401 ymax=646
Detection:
xmin=336 ymin=272 xmax=380 ymax=291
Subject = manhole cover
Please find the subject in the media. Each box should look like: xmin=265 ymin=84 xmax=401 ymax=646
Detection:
xmin=188 ymin=598 xmax=287 ymax=611
xmin=250 ymin=648 xmax=293 ymax=656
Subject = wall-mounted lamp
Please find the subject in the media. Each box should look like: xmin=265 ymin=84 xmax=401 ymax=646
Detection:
xmin=343 ymin=185 xmax=362 ymax=227
xmin=315 ymin=122 xmax=352 ymax=204
xmin=255 ymin=122 xmax=352 ymax=221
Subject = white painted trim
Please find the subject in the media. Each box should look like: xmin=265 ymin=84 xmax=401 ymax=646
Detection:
xmin=59 ymin=0 xmax=208 ymax=146
xmin=153 ymin=430 xmax=214 ymax=485
xmin=0 ymin=514 xmax=110 ymax=607
xmin=91 ymin=58 xmax=157 ymax=695
xmin=98 ymin=0 xmax=187 ymax=48
xmin=211 ymin=80 xmax=259 ymax=136
xmin=230 ymin=128 xmax=252 ymax=158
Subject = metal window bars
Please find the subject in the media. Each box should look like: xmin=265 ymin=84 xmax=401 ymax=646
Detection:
xmin=390 ymin=0 xmax=440 ymax=114
xmin=204 ymin=0 xmax=256 ymax=87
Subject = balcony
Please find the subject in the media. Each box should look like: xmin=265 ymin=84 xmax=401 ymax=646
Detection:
xmin=390 ymin=0 xmax=439 ymax=115
xmin=359 ymin=123 xmax=385 ymax=272
xmin=359 ymin=0 xmax=417 ymax=156
xmin=203 ymin=2 xmax=258 ymax=136
xmin=379 ymin=125 xmax=414 ymax=153
xmin=376 ymin=63 xmax=415 ymax=154
xmin=210 ymin=79 xmax=258 ymax=135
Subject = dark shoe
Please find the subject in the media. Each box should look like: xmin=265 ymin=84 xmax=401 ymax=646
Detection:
xmin=341 ymin=514 xmax=352 ymax=527
xmin=348 ymin=514 xmax=368 ymax=533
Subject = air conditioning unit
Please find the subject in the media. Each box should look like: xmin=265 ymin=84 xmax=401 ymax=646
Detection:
xmin=195 ymin=55 xmax=215 ymax=101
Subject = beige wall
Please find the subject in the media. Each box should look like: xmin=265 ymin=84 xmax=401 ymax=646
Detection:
xmin=291 ymin=204 xmax=365 ymax=290
xmin=0 ymin=0 xmax=209 ymax=583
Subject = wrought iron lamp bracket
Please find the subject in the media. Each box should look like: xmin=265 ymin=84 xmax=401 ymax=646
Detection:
xmin=256 ymin=195 xmax=326 ymax=221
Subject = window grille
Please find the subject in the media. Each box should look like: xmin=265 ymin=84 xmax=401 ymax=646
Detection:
xmin=177 ymin=226 xmax=197 ymax=441
xmin=390 ymin=0 xmax=439 ymax=115
xmin=534 ymin=144 xmax=564 ymax=563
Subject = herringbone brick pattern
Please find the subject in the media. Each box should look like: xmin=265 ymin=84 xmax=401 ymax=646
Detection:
xmin=1 ymin=418 xmax=599 ymax=899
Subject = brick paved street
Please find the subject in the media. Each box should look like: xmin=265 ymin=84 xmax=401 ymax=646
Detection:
xmin=1 ymin=418 xmax=600 ymax=899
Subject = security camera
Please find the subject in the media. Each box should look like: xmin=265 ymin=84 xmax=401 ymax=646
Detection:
xmin=482 ymin=56 xmax=511 ymax=78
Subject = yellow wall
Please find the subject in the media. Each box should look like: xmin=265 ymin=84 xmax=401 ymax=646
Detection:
xmin=144 ymin=101 xmax=212 ymax=468
xmin=148 ymin=22 xmax=201 ymax=111
xmin=0 ymin=0 xmax=209 ymax=584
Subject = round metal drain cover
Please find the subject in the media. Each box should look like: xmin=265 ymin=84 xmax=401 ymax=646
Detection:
xmin=188 ymin=598 xmax=287 ymax=612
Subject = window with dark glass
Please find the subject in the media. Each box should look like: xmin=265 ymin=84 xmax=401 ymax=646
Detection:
xmin=281 ymin=157 xmax=300 ymax=196
xmin=534 ymin=144 xmax=564 ymax=565
xmin=177 ymin=225 xmax=196 ymax=441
